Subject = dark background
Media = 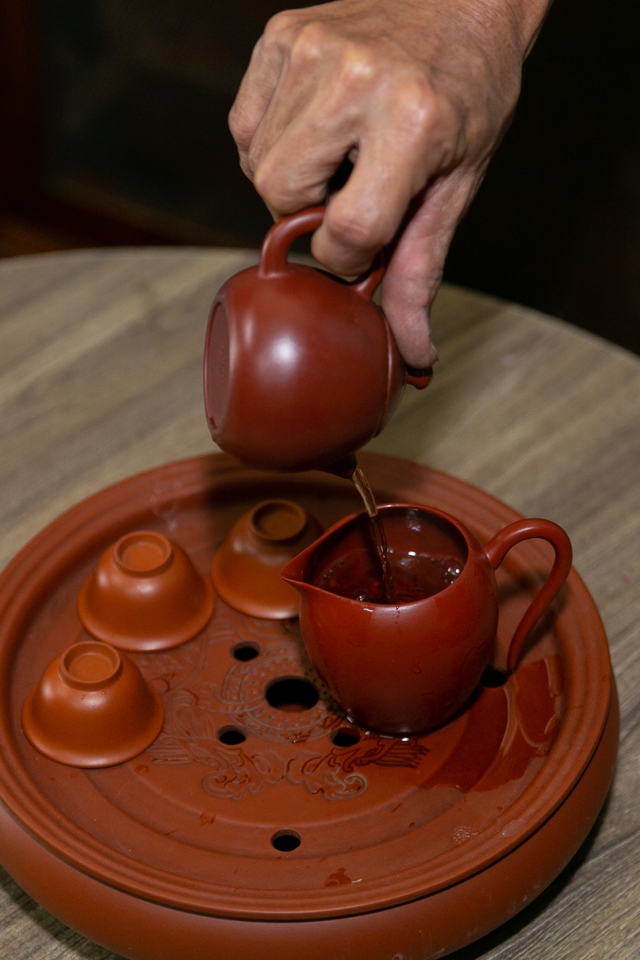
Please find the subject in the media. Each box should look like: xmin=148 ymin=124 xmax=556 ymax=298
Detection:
xmin=1 ymin=0 xmax=639 ymax=354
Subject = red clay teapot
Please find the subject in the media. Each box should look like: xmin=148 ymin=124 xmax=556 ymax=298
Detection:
xmin=204 ymin=207 xmax=431 ymax=474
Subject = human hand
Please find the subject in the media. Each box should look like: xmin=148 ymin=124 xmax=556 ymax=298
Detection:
xmin=229 ymin=0 xmax=550 ymax=367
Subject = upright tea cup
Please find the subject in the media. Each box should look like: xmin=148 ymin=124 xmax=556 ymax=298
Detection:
xmin=281 ymin=505 xmax=572 ymax=735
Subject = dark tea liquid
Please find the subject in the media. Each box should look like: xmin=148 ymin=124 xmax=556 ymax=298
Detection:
xmin=314 ymin=547 xmax=463 ymax=604
xmin=345 ymin=464 xmax=463 ymax=604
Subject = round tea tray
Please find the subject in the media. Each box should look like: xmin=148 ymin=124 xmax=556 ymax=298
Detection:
xmin=0 ymin=453 xmax=617 ymax=960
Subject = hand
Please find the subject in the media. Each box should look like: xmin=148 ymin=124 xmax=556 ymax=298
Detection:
xmin=229 ymin=0 xmax=550 ymax=367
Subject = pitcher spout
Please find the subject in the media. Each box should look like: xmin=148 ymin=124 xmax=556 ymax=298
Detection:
xmin=280 ymin=511 xmax=358 ymax=596
xmin=279 ymin=541 xmax=317 ymax=594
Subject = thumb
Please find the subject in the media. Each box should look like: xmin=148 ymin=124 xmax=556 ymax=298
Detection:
xmin=381 ymin=170 xmax=480 ymax=368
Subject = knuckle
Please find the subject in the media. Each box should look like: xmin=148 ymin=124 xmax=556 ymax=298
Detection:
xmin=252 ymin=166 xmax=294 ymax=214
xmin=288 ymin=26 xmax=381 ymax=86
xmin=263 ymin=9 xmax=300 ymax=43
xmin=395 ymin=73 xmax=438 ymax=137
xmin=289 ymin=21 xmax=329 ymax=67
xmin=252 ymin=163 xmax=268 ymax=196
xmin=247 ymin=143 xmax=265 ymax=180
xmin=253 ymin=160 xmax=276 ymax=202
xmin=389 ymin=72 xmax=463 ymax=166
xmin=328 ymin=207 xmax=388 ymax=252
xmin=228 ymin=107 xmax=251 ymax=150
xmin=337 ymin=42 xmax=379 ymax=88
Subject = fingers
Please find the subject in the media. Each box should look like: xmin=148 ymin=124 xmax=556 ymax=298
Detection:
xmin=230 ymin=9 xmax=349 ymax=181
xmin=227 ymin=5 xmax=494 ymax=367
xmin=253 ymin=69 xmax=461 ymax=275
xmin=239 ymin=22 xmax=363 ymax=208
xmin=228 ymin=10 xmax=300 ymax=178
xmin=311 ymin=105 xmax=451 ymax=275
xmin=381 ymin=170 xmax=481 ymax=367
xmin=253 ymin=107 xmax=357 ymax=216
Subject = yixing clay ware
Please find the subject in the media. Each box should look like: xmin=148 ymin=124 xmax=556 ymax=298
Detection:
xmin=282 ymin=504 xmax=573 ymax=735
xmin=22 ymin=639 xmax=163 ymax=767
xmin=0 ymin=454 xmax=618 ymax=960
xmin=204 ymin=206 xmax=431 ymax=474
xmin=78 ymin=530 xmax=214 ymax=652
xmin=211 ymin=499 xmax=323 ymax=619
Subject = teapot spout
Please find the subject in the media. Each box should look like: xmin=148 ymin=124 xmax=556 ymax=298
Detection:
xmin=320 ymin=453 xmax=358 ymax=479
xmin=405 ymin=365 xmax=433 ymax=390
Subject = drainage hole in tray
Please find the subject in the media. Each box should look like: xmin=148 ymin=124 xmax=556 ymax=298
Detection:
xmin=271 ymin=830 xmax=301 ymax=853
xmin=266 ymin=677 xmax=319 ymax=713
xmin=330 ymin=728 xmax=361 ymax=748
xmin=231 ymin=642 xmax=260 ymax=662
xmin=217 ymin=725 xmax=247 ymax=745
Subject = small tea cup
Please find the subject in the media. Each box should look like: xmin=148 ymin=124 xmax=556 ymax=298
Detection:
xmin=78 ymin=531 xmax=214 ymax=652
xmin=281 ymin=504 xmax=572 ymax=735
xmin=211 ymin=499 xmax=323 ymax=619
xmin=22 ymin=640 xmax=164 ymax=767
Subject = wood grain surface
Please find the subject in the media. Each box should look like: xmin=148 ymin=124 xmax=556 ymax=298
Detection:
xmin=0 ymin=248 xmax=638 ymax=960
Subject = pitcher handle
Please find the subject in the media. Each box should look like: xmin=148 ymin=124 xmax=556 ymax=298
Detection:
xmin=483 ymin=519 xmax=573 ymax=673
xmin=258 ymin=206 xmax=384 ymax=299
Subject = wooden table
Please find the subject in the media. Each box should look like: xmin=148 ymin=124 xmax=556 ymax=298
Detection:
xmin=0 ymin=248 xmax=638 ymax=959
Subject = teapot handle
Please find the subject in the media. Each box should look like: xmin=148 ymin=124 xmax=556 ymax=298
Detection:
xmin=483 ymin=519 xmax=573 ymax=673
xmin=258 ymin=206 xmax=384 ymax=299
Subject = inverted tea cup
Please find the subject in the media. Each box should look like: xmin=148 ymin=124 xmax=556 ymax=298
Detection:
xmin=22 ymin=640 xmax=164 ymax=767
xmin=281 ymin=504 xmax=572 ymax=735
xmin=78 ymin=531 xmax=214 ymax=652
xmin=211 ymin=499 xmax=323 ymax=619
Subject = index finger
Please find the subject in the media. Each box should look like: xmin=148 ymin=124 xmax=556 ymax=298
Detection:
xmin=228 ymin=13 xmax=297 ymax=177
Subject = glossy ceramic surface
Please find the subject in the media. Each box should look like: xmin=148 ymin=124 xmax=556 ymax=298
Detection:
xmin=0 ymin=453 xmax=616 ymax=960
xmin=78 ymin=530 xmax=215 ymax=651
xmin=282 ymin=506 xmax=572 ymax=734
xmin=22 ymin=640 xmax=164 ymax=767
xmin=211 ymin=499 xmax=323 ymax=619
xmin=203 ymin=208 xmax=431 ymax=474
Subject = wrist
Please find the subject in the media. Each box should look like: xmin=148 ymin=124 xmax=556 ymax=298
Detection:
xmin=377 ymin=0 xmax=553 ymax=74
xmin=466 ymin=0 xmax=553 ymax=58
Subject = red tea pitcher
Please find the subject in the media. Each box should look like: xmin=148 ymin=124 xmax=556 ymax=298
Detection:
xmin=204 ymin=207 xmax=431 ymax=474
xmin=281 ymin=504 xmax=573 ymax=735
